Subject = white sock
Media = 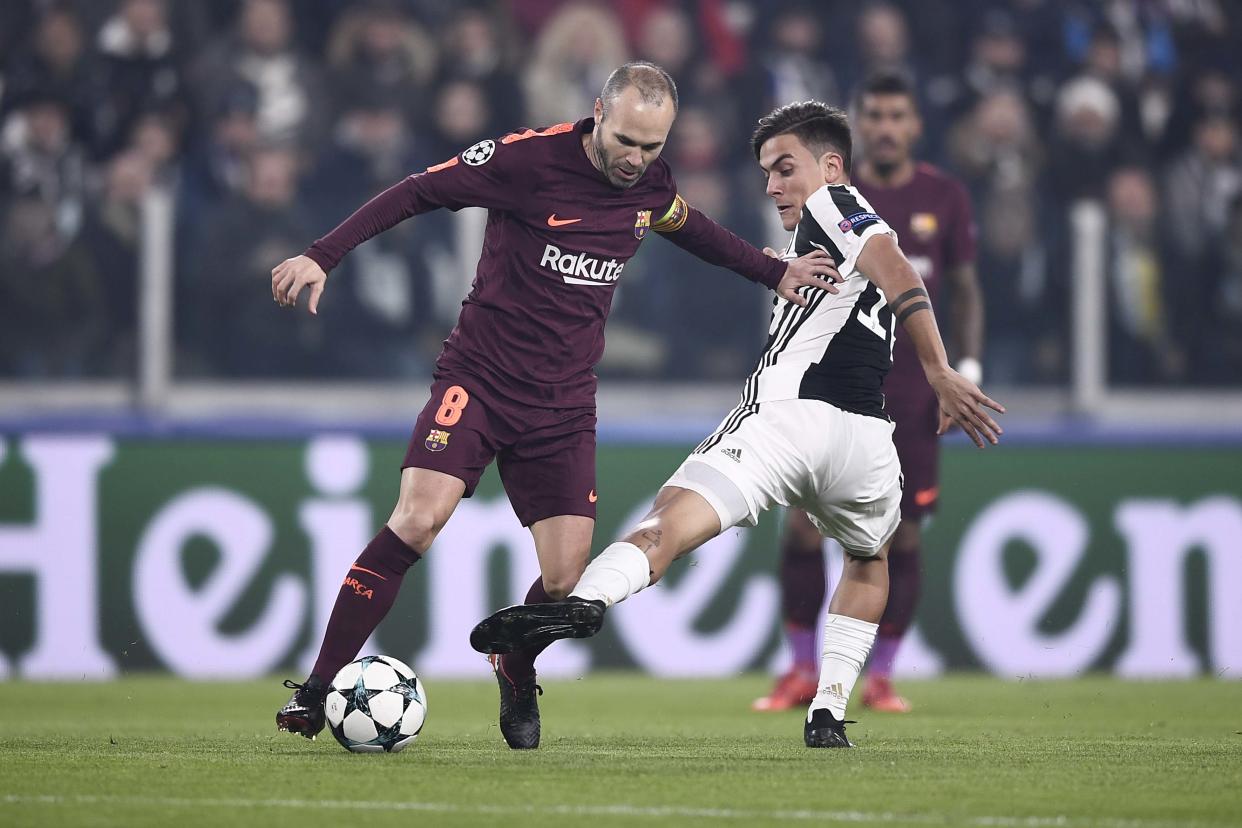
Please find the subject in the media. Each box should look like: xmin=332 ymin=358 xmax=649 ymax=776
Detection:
xmin=808 ymin=613 xmax=878 ymax=722
xmin=569 ymin=542 xmax=651 ymax=608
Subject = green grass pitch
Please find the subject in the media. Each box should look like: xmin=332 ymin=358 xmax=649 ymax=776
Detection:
xmin=1 ymin=674 xmax=1239 ymax=827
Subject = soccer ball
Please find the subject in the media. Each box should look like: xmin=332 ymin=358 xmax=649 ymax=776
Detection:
xmin=324 ymin=655 xmax=427 ymax=753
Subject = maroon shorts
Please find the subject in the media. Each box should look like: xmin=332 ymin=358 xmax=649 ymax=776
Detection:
xmin=887 ymin=389 xmax=941 ymax=520
xmin=403 ymin=377 xmax=597 ymax=527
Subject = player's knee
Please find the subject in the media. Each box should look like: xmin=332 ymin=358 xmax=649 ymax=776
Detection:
xmin=386 ymin=507 xmax=444 ymax=552
xmin=540 ymin=573 xmax=579 ymax=600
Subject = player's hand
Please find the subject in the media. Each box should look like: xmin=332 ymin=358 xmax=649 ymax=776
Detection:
xmin=929 ymin=368 xmax=1006 ymax=448
xmin=271 ymin=255 xmax=327 ymax=315
xmin=778 ymin=250 xmax=844 ymax=307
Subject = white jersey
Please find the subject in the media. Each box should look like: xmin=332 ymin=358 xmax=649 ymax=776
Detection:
xmin=674 ymin=185 xmax=904 ymax=555
xmin=736 ymin=184 xmax=897 ymax=420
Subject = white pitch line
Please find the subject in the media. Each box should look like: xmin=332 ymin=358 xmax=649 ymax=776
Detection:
xmin=0 ymin=794 xmax=1222 ymax=828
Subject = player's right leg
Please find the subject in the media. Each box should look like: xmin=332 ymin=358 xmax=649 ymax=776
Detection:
xmin=470 ymin=483 xmax=728 ymax=654
xmin=277 ymin=467 xmax=464 ymax=738
xmin=278 ymin=378 xmax=492 ymax=738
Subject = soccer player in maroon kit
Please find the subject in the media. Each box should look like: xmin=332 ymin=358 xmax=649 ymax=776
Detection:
xmin=271 ymin=62 xmax=838 ymax=749
xmin=753 ymin=72 xmax=984 ymax=714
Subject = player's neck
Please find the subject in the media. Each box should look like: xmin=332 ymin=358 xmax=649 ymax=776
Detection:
xmin=581 ymin=131 xmax=604 ymax=175
xmin=858 ymin=158 xmax=916 ymax=189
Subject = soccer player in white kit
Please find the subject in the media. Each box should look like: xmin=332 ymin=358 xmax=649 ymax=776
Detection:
xmin=469 ymin=101 xmax=1004 ymax=747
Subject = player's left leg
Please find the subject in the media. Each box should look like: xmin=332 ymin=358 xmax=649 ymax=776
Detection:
xmin=804 ymin=539 xmax=891 ymax=747
xmin=489 ymin=411 xmax=598 ymax=749
xmin=493 ymin=514 xmax=594 ymax=750
xmin=801 ymin=406 xmax=903 ymax=748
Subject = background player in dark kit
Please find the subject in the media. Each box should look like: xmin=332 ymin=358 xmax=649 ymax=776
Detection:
xmin=270 ymin=62 xmax=840 ymax=749
xmin=754 ymin=72 xmax=984 ymax=714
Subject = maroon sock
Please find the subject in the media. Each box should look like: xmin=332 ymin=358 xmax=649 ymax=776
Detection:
xmin=310 ymin=526 xmax=421 ymax=683
xmin=780 ymin=529 xmax=826 ymax=631
xmin=877 ymin=545 xmax=921 ymax=640
xmin=498 ymin=577 xmax=555 ymax=683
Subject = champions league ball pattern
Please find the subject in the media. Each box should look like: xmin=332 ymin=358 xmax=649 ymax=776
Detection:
xmin=324 ymin=656 xmax=427 ymax=753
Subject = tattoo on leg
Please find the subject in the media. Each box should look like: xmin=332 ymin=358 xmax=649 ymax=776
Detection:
xmin=635 ymin=528 xmax=663 ymax=552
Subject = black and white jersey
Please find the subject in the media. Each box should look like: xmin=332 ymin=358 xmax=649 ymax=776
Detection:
xmin=744 ymin=184 xmax=897 ymax=419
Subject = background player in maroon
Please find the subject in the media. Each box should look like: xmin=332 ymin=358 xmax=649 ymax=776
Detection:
xmin=269 ymin=62 xmax=839 ymax=749
xmin=754 ymin=72 xmax=984 ymax=714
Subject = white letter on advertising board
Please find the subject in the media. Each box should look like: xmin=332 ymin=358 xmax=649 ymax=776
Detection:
xmin=134 ymin=488 xmax=305 ymax=678
xmin=1115 ymin=497 xmax=1242 ymax=678
xmin=298 ymin=436 xmax=377 ymax=672
xmin=956 ymin=491 xmax=1120 ymax=677
xmin=0 ymin=436 xmax=116 ymax=679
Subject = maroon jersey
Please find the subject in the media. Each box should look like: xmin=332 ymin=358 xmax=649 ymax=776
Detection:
xmin=855 ymin=162 xmax=976 ymax=398
xmin=305 ymin=118 xmax=785 ymax=408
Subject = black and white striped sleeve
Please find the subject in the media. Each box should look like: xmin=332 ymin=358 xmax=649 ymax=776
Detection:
xmin=798 ymin=185 xmax=896 ymax=275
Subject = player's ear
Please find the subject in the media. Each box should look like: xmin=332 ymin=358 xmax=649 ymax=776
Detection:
xmin=594 ymin=97 xmax=604 ymax=123
xmin=819 ymin=151 xmax=844 ymax=184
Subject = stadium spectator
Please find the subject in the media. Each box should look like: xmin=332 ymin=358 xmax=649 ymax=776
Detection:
xmin=0 ymin=196 xmax=105 ymax=377
xmin=0 ymin=90 xmax=87 ymax=240
xmin=184 ymin=145 xmax=322 ymax=376
xmin=324 ymin=0 xmax=438 ymax=130
xmin=437 ymin=7 xmax=525 ymax=134
xmin=523 ymin=3 xmax=628 ymax=126
xmin=947 ymin=87 xmax=1051 ymax=383
xmin=741 ymin=4 xmax=839 ymax=114
xmin=90 ymin=0 xmax=183 ymax=160
xmin=1049 ymin=76 xmax=1124 ymax=202
xmin=79 ymin=150 xmax=156 ymax=376
xmin=2 ymin=5 xmax=94 ymax=144
xmin=193 ymin=0 xmax=323 ymax=148
xmin=1104 ymin=166 xmax=1181 ymax=383
xmin=1164 ymin=113 xmax=1242 ymax=381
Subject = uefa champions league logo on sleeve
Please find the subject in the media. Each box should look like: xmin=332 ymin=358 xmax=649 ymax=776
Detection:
xmin=462 ymin=140 xmax=495 ymax=166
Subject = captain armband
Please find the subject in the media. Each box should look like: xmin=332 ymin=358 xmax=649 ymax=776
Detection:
xmin=652 ymin=194 xmax=689 ymax=233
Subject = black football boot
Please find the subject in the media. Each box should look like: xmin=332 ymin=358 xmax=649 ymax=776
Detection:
xmin=276 ymin=676 xmax=327 ymax=739
xmin=491 ymin=655 xmax=543 ymax=750
xmin=804 ymin=708 xmax=855 ymax=748
xmin=470 ymin=597 xmax=606 ymax=655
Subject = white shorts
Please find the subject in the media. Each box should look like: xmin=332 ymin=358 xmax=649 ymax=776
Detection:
xmin=665 ymin=399 xmax=902 ymax=557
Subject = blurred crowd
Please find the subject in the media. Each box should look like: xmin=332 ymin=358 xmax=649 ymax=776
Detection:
xmin=2 ymin=0 xmax=1240 ymax=385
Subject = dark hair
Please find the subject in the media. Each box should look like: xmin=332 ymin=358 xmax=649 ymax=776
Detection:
xmin=751 ymin=100 xmax=852 ymax=173
xmin=600 ymin=61 xmax=679 ymax=117
xmin=855 ymin=70 xmax=919 ymax=111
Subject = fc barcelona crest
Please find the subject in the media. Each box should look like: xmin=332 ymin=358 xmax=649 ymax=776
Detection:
xmin=425 ymin=429 xmax=450 ymax=452
xmin=634 ymin=210 xmax=652 ymax=239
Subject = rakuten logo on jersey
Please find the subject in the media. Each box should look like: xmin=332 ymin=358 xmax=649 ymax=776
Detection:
xmin=540 ymin=244 xmax=625 ymax=286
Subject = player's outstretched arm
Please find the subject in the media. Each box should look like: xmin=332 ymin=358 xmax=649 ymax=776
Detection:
xmin=856 ymin=234 xmax=1005 ymax=448
xmin=657 ymin=203 xmax=842 ymax=306
xmin=272 ymin=135 xmax=525 ymax=316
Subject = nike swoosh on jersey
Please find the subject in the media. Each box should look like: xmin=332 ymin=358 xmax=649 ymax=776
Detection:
xmin=547 ymin=214 xmax=583 ymax=227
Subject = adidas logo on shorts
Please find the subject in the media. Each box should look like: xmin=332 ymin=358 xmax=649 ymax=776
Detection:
xmin=721 ymin=447 xmax=743 ymax=463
